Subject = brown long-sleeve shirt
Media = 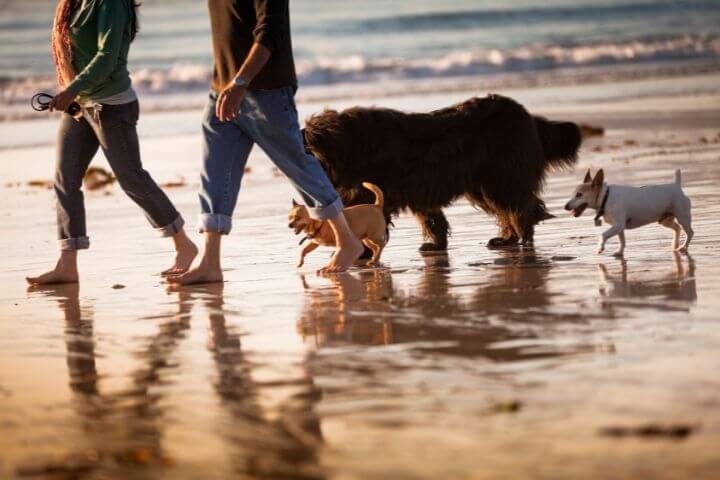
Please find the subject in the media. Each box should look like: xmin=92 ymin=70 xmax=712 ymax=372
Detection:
xmin=208 ymin=0 xmax=297 ymax=92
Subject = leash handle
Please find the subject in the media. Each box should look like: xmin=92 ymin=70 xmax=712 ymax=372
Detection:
xmin=31 ymin=92 xmax=81 ymax=116
xmin=31 ymin=93 xmax=53 ymax=112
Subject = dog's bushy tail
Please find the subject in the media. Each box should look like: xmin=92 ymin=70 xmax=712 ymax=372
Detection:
xmin=534 ymin=116 xmax=582 ymax=169
xmin=362 ymin=182 xmax=384 ymax=208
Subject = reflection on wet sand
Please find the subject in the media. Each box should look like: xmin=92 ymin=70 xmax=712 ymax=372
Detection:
xmin=21 ymin=283 xmax=189 ymax=477
xmin=23 ymin=284 xmax=324 ymax=480
xmin=297 ymin=250 xmax=575 ymax=361
xmin=194 ymin=284 xmax=324 ymax=480
xmin=597 ymin=253 xmax=697 ymax=310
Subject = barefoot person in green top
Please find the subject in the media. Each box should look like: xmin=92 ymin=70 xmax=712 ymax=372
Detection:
xmin=27 ymin=0 xmax=197 ymax=285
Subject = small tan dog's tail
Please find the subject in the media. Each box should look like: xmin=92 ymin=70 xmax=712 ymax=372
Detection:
xmin=674 ymin=169 xmax=682 ymax=185
xmin=362 ymin=182 xmax=384 ymax=208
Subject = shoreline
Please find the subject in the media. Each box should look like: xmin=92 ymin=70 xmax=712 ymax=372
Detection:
xmin=1 ymin=59 xmax=719 ymax=123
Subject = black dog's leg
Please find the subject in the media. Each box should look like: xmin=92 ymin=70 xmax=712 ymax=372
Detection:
xmin=416 ymin=209 xmax=449 ymax=251
xmin=487 ymin=210 xmax=520 ymax=248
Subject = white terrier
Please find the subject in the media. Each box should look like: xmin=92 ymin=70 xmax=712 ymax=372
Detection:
xmin=564 ymin=169 xmax=693 ymax=256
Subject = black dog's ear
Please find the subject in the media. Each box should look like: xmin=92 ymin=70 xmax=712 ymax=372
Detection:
xmin=592 ymin=169 xmax=604 ymax=186
xmin=292 ymin=198 xmax=299 ymax=207
xmin=583 ymin=169 xmax=592 ymax=183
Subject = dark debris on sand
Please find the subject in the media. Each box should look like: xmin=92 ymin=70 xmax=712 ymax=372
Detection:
xmin=599 ymin=424 xmax=697 ymax=439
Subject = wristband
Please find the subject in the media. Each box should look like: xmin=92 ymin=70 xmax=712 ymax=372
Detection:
xmin=233 ymin=75 xmax=249 ymax=88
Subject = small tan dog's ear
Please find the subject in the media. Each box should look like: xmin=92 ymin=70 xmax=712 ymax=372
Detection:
xmin=292 ymin=198 xmax=299 ymax=207
xmin=592 ymin=169 xmax=604 ymax=186
xmin=583 ymin=169 xmax=592 ymax=183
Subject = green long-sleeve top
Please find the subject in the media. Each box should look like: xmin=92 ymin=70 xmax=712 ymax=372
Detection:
xmin=65 ymin=0 xmax=133 ymax=101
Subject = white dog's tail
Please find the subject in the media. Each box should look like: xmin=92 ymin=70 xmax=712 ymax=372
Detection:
xmin=674 ymin=169 xmax=682 ymax=185
xmin=362 ymin=182 xmax=384 ymax=208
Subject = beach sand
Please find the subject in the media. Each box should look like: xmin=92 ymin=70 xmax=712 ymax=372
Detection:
xmin=1 ymin=76 xmax=720 ymax=479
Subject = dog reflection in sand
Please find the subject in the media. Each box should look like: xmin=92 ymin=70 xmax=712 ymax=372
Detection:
xmin=289 ymin=182 xmax=387 ymax=268
xmin=597 ymin=253 xmax=697 ymax=304
xmin=296 ymin=251 xmax=564 ymax=360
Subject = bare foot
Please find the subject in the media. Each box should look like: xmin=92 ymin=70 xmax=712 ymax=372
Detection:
xmin=26 ymin=258 xmax=78 ymax=285
xmin=161 ymin=237 xmax=198 ymax=276
xmin=166 ymin=261 xmax=223 ymax=285
xmin=318 ymin=240 xmax=364 ymax=274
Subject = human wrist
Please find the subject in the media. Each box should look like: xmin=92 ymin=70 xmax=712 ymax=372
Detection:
xmin=233 ymin=74 xmax=250 ymax=88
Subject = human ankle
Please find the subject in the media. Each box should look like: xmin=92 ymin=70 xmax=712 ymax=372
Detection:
xmin=57 ymin=250 xmax=78 ymax=270
xmin=172 ymin=229 xmax=194 ymax=250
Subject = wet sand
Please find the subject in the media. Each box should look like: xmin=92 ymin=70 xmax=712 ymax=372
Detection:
xmin=1 ymin=81 xmax=720 ymax=479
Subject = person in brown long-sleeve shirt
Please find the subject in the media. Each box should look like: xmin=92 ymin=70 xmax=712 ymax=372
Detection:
xmin=169 ymin=0 xmax=363 ymax=284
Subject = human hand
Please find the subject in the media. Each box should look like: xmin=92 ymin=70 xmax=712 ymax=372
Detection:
xmin=49 ymin=89 xmax=77 ymax=112
xmin=216 ymin=83 xmax=247 ymax=122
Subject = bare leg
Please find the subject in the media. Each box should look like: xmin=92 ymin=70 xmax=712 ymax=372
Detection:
xmin=26 ymin=250 xmax=79 ymax=285
xmin=318 ymin=213 xmax=363 ymax=274
xmin=161 ymin=228 xmax=199 ymax=276
xmin=167 ymin=232 xmax=223 ymax=285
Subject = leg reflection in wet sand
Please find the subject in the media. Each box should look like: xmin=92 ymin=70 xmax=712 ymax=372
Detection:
xmin=22 ymin=283 xmax=192 ymax=476
xmin=169 ymin=283 xmax=325 ymax=480
xmin=597 ymin=253 xmax=697 ymax=307
xmin=25 ymin=282 xmax=324 ymax=479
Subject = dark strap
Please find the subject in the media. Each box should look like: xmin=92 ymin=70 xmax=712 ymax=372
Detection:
xmin=298 ymin=222 xmax=324 ymax=245
xmin=594 ymin=187 xmax=610 ymax=223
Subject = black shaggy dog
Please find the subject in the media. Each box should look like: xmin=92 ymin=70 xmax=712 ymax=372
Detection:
xmin=303 ymin=94 xmax=582 ymax=250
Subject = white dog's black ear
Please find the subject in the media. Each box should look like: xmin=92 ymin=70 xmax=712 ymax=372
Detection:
xmin=583 ymin=169 xmax=592 ymax=183
xmin=592 ymin=169 xmax=604 ymax=186
xmin=292 ymin=198 xmax=299 ymax=207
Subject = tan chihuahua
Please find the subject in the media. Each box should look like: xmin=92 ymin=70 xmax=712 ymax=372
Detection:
xmin=289 ymin=182 xmax=387 ymax=268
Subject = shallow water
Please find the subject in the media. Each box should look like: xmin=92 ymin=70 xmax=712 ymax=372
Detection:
xmin=1 ymin=88 xmax=720 ymax=478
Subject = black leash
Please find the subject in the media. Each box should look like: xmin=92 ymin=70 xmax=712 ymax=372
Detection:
xmin=298 ymin=222 xmax=324 ymax=245
xmin=31 ymin=92 xmax=81 ymax=116
xmin=594 ymin=187 xmax=610 ymax=226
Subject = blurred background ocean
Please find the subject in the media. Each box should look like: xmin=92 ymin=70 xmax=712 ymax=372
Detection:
xmin=1 ymin=0 xmax=719 ymax=119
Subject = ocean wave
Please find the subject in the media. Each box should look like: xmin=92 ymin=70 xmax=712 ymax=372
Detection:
xmin=329 ymin=0 xmax=720 ymax=34
xmin=1 ymin=34 xmax=719 ymax=121
xmin=295 ymin=34 xmax=720 ymax=84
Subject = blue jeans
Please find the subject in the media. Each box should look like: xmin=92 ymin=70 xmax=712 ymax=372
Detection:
xmin=199 ymin=87 xmax=343 ymax=234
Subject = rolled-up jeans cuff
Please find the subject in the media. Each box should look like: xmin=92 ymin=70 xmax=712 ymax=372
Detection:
xmin=59 ymin=236 xmax=90 ymax=251
xmin=198 ymin=213 xmax=232 ymax=234
xmin=308 ymin=197 xmax=344 ymax=221
xmin=156 ymin=214 xmax=184 ymax=237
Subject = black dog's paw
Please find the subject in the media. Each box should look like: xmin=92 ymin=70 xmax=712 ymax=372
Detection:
xmin=419 ymin=242 xmax=447 ymax=252
xmin=486 ymin=237 xmax=520 ymax=249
